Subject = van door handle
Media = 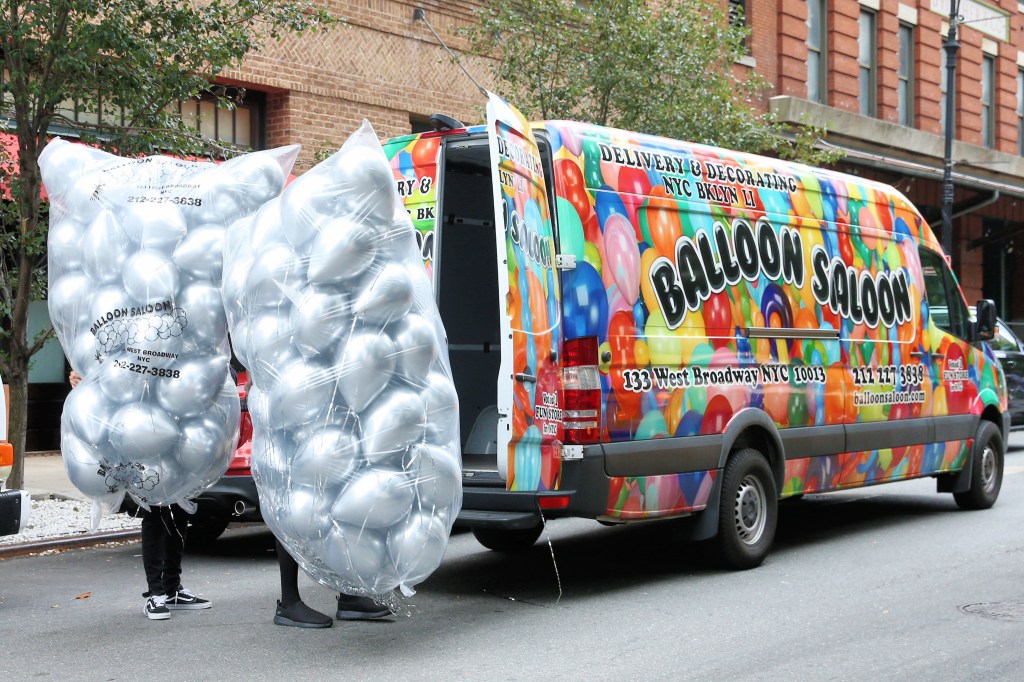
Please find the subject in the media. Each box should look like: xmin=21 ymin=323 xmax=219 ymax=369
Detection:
xmin=910 ymin=351 xmax=944 ymax=359
xmin=515 ymin=372 xmax=537 ymax=383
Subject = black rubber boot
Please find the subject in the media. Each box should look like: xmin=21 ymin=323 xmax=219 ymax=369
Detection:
xmin=274 ymin=600 xmax=333 ymax=628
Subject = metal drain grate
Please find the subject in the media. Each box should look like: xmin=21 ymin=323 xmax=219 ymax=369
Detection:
xmin=958 ymin=602 xmax=1024 ymax=622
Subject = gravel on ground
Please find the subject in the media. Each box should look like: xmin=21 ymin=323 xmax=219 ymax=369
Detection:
xmin=0 ymin=497 xmax=141 ymax=546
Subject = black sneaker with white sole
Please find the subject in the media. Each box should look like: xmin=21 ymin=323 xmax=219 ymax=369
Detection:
xmin=144 ymin=595 xmax=170 ymax=620
xmin=165 ymin=587 xmax=212 ymax=610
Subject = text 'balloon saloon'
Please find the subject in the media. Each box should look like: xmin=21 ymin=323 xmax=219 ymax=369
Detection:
xmin=222 ymin=120 xmax=462 ymax=599
xmin=40 ymin=138 xmax=300 ymax=524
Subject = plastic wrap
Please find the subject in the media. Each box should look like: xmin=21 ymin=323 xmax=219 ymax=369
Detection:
xmin=222 ymin=121 xmax=462 ymax=598
xmin=41 ymin=139 xmax=299 ymax=522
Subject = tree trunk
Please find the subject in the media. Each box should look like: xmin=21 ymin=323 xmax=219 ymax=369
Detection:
xmin=4 ymin=361 xmax=30 ymax=491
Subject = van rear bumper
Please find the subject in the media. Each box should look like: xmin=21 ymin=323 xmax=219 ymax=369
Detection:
xmin=455 ymin=450 xmax=617 ymax=529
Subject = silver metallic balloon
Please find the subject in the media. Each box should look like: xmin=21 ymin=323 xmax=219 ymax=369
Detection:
xmin=180 ymin=172 xmax=243 ymax=225
xmin=387 ymin=511 xmax=448 ymax=586
xmin=176 ymin=283 xmax=228 ymax=349
xmin=121 ymin=204 xmax=188 ymax=253
xmin=176 ymin=415 xmax=233 ymax=474
xmin=330 ymin=468 xmax=415 ymax=529
xmin=97 ymin=357 xmax=149 ymax=404
xmin=48 ymin=272 xmax=92 ymax=342
xmin=389 ymin=314 xmax=439 ymax=386
xmin=290 ymin=287 xmax=352 ymax=357
xmin=420 ymin=372 xmax=460 ymax=445
xmin=360 ymin=387 xmax=427 ymax=461
xmin=156 ymin=355 xmax=228 ymax=417
xmin=62 ymin=434 xmax=120 ymax=500
xmin=69 ymin=333 xmax=105 ymax=375
xmin=221 ymin=149 xmax=287 ymax=212
xmin=244 ymin=242 xmax=304 ymax=309
xmin=246 ymin=384 xmax=272 ymax=428
xmin=64 ymin=174 xmax=108 ymax=224
xmin=291 ymin=426 xmax=362 ymax=490
xmin=82 ymin=210 xmax=128 ymax=285
xmin=307 ymin=216 xmax=378 ymax=285
xmin=265 ymin=358 xmax=337 ymax=429
xmin=63 ymin=380 xmax=113 ymax=446
xmin=278 ymin=175 xmax=338 ymax=248
xmin=328 ymin=145 xmax=397 ymax=225
xmin=337 ymin=328 xmax=395 ymax=413
xmin=122 ymin=250 xmax=181 ymax=306
xmin=353 ymin=263 xmax=415 ymax=324
xmin=286 ymin=484 xmax=332 ymax=541
xmin=47 ymin=217 xmax=86 ymax=278
xmin=107 ymin=403 xmax=180 ymax=459
xmin=172 ymin=224 xmax=226 ymax=281
xmin=410 ymin=443 xmax=462 ymax=509
xmin=247 ymin=201 xmax=289 ymax=251
xmin=39 ymin=139 xmax=114 ymax=198
xmin=245 ymin=309 xmax=299 ymax=383
xmin=323 ymin=524 xmax=394 ymax=590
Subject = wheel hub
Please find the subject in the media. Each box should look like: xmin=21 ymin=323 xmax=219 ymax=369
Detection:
xmin=734 ymin=474 xmax=766 ymax=545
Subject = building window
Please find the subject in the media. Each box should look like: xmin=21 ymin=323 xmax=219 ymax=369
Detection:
xmin=16 ymin=78 xmax=265 ymax=151
xmin=729 ymin=0 xmax=746 ymax=28
xmin=168 ymin=89 xmax=265 ymax=150
xmin=806 ymin=0 xmax=827 ymax=104
xmin=858 ymin=9 xmax=877 ymax=117
xmin=897 ymin=23 xmax=914 ymax=126
xmin=1017 ymin=70 xmax=1024 ymax=155
xmin=981 ymin=55 xmax=995 ymax=148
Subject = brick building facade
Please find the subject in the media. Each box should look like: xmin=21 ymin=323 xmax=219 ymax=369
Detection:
xmin=215 ymin=0 xmax=1024 ymax=324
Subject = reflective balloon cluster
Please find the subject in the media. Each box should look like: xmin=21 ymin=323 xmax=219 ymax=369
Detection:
xmin=41 ymin=138 xmax=299 ymax=518
xmin=222 ymin=121 xmax=462 ymax=597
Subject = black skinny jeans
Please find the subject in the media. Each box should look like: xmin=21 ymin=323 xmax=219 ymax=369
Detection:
xmin=140 ymin=505 xmax=190 ymax=597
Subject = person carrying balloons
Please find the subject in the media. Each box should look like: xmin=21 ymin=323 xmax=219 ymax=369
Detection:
xmin=68 ymin=370 xmax=212 ymax=621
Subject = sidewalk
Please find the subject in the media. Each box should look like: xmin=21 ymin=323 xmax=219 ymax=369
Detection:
xmin=21 ymin=451 xmax=88 ymax=501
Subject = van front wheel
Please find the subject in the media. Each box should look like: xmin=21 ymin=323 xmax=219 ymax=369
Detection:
xmin=953 ymin=421 xmax=1003 ymax=510
xmin=715 ymin=448 xmax=777 ymax=570
xmin=472 ymin=524 xmax=543 ymax=552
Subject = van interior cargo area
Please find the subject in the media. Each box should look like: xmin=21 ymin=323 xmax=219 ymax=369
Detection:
xmin=436 ymin=139 xmax=502 ymax=476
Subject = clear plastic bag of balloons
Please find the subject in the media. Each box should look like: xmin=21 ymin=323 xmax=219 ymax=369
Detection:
xmin=40 ymin=138 xmax=300 ymax=524
xmin=222 ymin=121 xmax=462 ymax=598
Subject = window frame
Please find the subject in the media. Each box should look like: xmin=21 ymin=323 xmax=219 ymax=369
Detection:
xmin=858 ymin=9 xmax=878 ymax=118
xmin=806 ymin=0 xmax=828 ymax=104
xmin=981 ymin=54 xmax=995 ymax=148
xmin=897 ymin=22 xmax=915 ymax=127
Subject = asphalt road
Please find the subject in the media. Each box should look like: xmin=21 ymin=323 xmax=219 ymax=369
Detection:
xmin=3 ymin=434 xmax=1024 ymax=681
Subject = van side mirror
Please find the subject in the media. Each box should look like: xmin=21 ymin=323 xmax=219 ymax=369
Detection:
xmin=975 ymin=299 xmax=997 ymax=342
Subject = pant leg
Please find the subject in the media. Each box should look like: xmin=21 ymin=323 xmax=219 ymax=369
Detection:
xmin=277 ymin=539 xmax=302 ymax=607
xmin=140 ymin=508 xmax=169 ymax=596
xmin=160 ymin=505 xmax=190 ymax=595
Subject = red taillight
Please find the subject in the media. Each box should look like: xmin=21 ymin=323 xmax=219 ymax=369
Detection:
xmin=538 ymin=495 xmax=571 ymax=509
xmin=562 ymin=336 xmax=601 ymax=445
xmin=225 ymin=442 xmax=252 ymax=476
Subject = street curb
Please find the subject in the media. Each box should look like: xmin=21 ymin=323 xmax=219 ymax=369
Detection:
xmin=0 ymin=529 xmax=141 ymax=559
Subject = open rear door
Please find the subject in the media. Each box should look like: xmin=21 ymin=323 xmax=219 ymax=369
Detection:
xmin=486 ymin=94 xmax=563 ymax=492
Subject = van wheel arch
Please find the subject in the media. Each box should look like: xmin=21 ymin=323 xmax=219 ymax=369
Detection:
xmin=719 ymin=411 xmax=785 ymax=493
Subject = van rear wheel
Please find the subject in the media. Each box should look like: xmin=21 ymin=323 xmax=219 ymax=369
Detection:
xmin=953 ymin=421 xmax=1003 ymax=510
xmin=715 ymin=448 xmax=777 ymax=570
xmin=472 ymin=524 xmax=543 ymax=552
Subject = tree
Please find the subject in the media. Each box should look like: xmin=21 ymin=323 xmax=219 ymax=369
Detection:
xmin=468 ymin=0 xmax=835 ymax=163
xmin=0 ymin=0 xmax=335 ymax=491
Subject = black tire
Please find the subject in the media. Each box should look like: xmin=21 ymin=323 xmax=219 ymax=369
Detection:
xmin=472 ymin=524 xmax=543 ymax=552
xmin=715 ymin=448 xmax=778 ymax=570
xmin=953 ymin=421 xmax=1004 ymax=510
xmin=185 ymin=515 xmax=230 ymax=548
